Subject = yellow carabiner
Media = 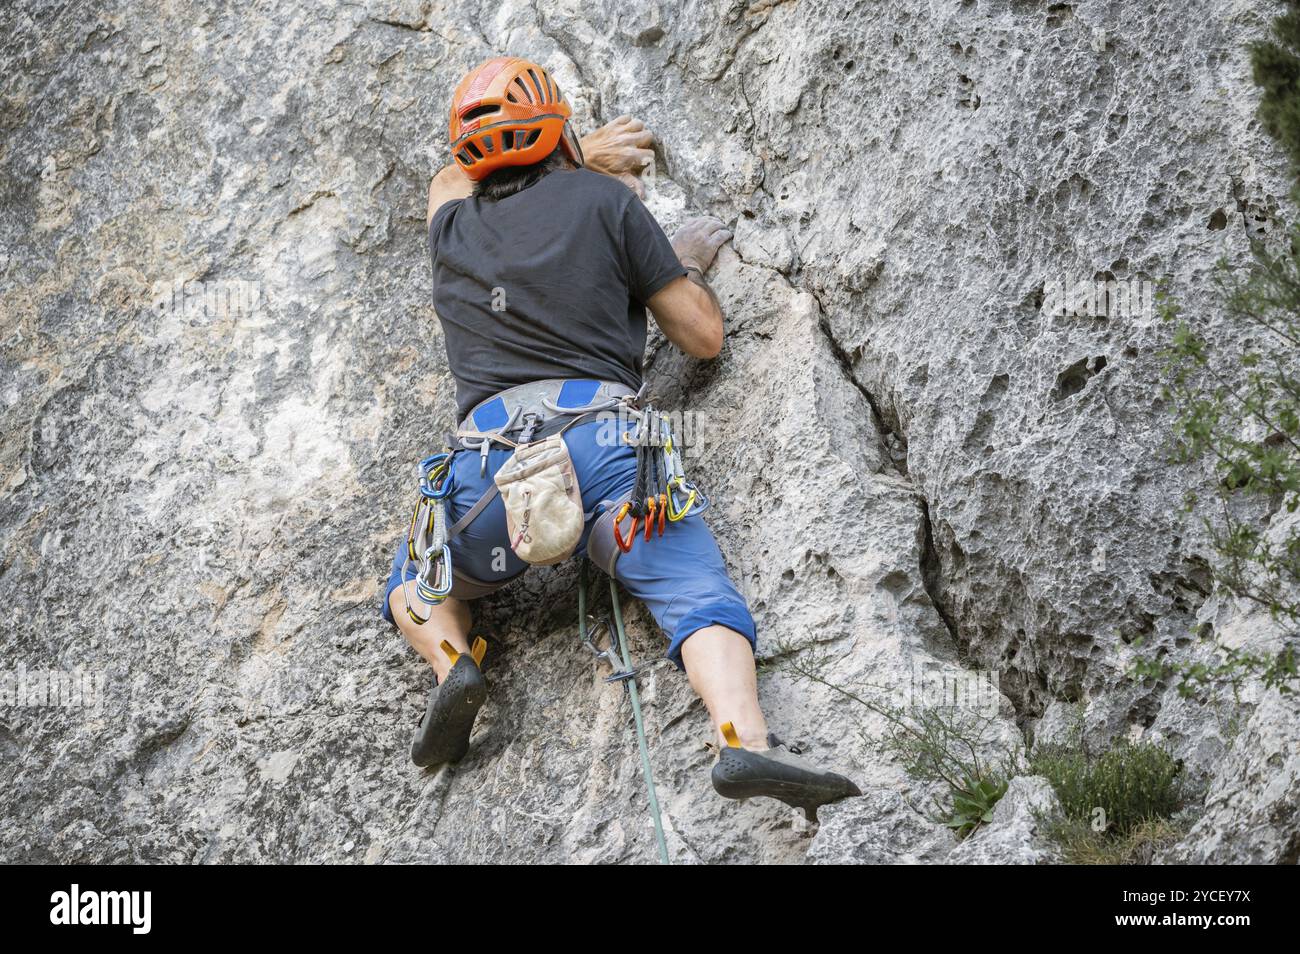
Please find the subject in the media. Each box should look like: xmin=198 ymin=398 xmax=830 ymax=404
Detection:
xmin=666 ymin=476 xmax=697 ymax=521
xmin=406 ymin=497 xmax=425 ymax=560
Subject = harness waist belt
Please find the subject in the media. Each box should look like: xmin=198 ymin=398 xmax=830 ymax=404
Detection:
xmin=454 ymin=378 xmax=639 ymax=449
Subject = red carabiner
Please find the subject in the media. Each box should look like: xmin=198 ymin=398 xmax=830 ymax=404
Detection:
xmin=613 ymin=502 xmax=637 ymax=553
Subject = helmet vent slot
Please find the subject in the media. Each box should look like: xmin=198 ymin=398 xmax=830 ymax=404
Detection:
xmin=465 ymin=141 xmax=484 ymax=160
xmin=513 ymin=77 xmax=533 ymax=103
xmin=526 ymin=68 xmax=546 ymax=102
xmin=461 ymin=104 xmax=500 ymax=122
xmin=523 ymin=128 xmax=541 ymax=147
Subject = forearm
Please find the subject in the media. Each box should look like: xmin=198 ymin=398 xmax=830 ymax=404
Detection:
xmin=682 ymin=262 xmax=722 ymax=315
xmin=648 ymin=274 xmax=724 ymax=358
xmin=653 ymin=214 xmax=731 ymax=358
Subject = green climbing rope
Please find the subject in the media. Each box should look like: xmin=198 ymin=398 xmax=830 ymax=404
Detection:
xmin=577 ymin=561 xmax=670 ymax=865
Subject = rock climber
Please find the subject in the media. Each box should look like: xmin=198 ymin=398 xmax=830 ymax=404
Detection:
xmin=381 ymin=55 xmax=860 ymax=820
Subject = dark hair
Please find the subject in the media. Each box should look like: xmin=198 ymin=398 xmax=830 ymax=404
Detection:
xmin=473 ymin=144 xmax=568 ymax=201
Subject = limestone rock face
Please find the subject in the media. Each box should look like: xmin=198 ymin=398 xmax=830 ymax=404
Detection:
xmin=948 ymin=776 xmax=1063 ymax=866
xmin=1158 ymin=689 xmax=1300 ymax=865
xmin=808 ymin=790 xmax=956 ymax=865
xmin=1 ymin=0 xmax=1295 ymax=863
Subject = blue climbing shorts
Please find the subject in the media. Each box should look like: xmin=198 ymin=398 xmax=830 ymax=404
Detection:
xmin=380 ymin=415 xmax=756 ymax=670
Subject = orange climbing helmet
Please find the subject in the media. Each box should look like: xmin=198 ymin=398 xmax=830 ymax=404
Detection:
xmin=448 ymin=56 xmax=584 ymax=181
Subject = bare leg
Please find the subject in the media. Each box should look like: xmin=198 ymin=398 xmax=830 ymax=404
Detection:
xmin=681 ymin=625 xmax=769 ymax=750
xmin=389 ymin=589 xmax=473 ymax=684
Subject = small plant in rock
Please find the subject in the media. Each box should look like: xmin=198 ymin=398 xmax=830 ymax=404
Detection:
xmin=1252 ymin=0 xmax=1300 ymax=189
xmin=876 ymin=701 xmax=1020 ymax=837
xmin=1132 ymin=639 xmax=1298 ymax=701
xmin=945 ymin=775 xmax=1009 ymax=838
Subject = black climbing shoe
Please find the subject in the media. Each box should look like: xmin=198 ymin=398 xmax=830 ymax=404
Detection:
xmin=410 ymin=638 xmax=487 ymax=769
xmin=711 ymin=722 xmax=861 ymax=822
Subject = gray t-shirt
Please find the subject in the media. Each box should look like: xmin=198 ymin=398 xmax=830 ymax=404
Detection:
xmin=428 ymin=168 xmax=687 ymax=421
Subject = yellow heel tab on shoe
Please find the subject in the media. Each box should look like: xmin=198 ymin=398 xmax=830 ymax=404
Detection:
xmin=440 ymin=640 xmax=461 ymax=665
xmin=471 ymin=636 xmax=487 ymax=667
xmin=720 ymin=722 xmax=742 ymax=748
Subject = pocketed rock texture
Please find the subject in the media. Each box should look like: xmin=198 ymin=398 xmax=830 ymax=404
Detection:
xmin=948 ymin=776 xmax=1063 ymax=865
xmin=1 ymin=0 xmax=1296 ymax=863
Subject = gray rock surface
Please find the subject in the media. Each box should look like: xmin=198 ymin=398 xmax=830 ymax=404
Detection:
xmin=808 ymin=789 xmax=955 ymax=865
xmin=949 ymin=775 xmax=1062 ymax=865
xmin=1158 ymin=688 xmax=1300 ymax=864
xmin=1 ymin=0 xmax=1296 ymax=862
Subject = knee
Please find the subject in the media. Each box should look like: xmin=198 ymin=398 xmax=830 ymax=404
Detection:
xmin=390 ymin=589 xmax=470 ymax=639
xmin=666 ymin=602 xmax=757 ymax=670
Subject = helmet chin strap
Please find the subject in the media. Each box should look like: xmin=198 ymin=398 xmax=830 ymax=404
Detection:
xmin=561 ymin=122 xmax=585 ymax=167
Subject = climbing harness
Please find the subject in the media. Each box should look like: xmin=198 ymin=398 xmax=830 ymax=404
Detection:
xmin=397 ymin=378 xmax=711 ymax=863
xmin=398 ymin=379 xmax=645 ymax=623
xmin=577 ymin=560 xmax=670 ymax=865
xmin=398 ymin=377 xmax=709 ymax=615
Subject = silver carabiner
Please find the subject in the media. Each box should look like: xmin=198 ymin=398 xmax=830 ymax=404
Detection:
xmin=415 ymin=543 xmax=454 ymax=602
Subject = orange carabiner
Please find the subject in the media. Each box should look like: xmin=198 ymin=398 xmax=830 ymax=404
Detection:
xmin=643 ymin=496 xmax=657 ymax=542
xmin=657 ymin=493 xmax=668 ymax=536
xmin=613 ymin=502 xmax=638 ymax=553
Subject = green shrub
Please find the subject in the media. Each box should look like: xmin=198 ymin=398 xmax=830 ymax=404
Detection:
xmin=1030 ymin=739 xmax=1186 ymax=837
xmin=1252 ymin=1 xmax=1300 ymax=185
